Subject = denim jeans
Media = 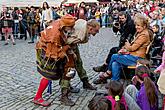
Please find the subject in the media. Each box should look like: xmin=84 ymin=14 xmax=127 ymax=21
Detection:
xmin=14 ymin=23 xmax=19 ymax=37
xmin=102 ymin=14 xmax=106 ymax=27
xmin=108 ymin=54 xmax=140 ymax=80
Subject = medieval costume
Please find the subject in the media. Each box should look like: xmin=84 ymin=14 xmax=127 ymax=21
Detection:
xmin=33 ymin=14 xmax=76 ymax=106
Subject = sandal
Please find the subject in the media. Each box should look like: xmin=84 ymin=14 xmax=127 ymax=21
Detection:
xmin=32 ymin=98 xmax=51 ymax=107
xmin=99 ymin=71 xmax=112 ymax=79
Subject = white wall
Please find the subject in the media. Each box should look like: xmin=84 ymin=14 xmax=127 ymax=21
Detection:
xmin=0 ymin=0 xmax=63 ymax=7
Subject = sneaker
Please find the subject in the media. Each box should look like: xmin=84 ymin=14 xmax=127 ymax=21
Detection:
xmin=13 ymin=42 xmax=16 ymax=45
xmin=28 ymin=41 xmax=34 ymax=44
xmin=4 ymin=42 xmax=8 ymax=45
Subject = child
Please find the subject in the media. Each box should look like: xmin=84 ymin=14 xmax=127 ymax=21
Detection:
xmin=125 ymin=65 xmax=158 ymax=110
xmin=88 ymin=95 xmax=112 ymax=110
xmin=106 ymin=80 xmax=128 ymax=110
xmin=89 ymin=80 xmax=128 ymax=110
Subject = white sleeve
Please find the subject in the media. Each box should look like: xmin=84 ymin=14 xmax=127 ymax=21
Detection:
xmin=49 ymin=8 xmax=53 ymax=20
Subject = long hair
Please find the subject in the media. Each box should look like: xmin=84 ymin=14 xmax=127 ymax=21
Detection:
xmin=108 ymin=80 xmax=125 ymax=110
xmin=42 ymin=2 xmax=50 ymax=10
xmin=135 ymin=65 xmax=158 ymax=107
xmin=88 ymin=95 xmax=111 ymax=110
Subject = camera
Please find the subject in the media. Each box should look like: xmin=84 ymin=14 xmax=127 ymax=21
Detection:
xmin=112 ymin=22 xmax=120 ymax=33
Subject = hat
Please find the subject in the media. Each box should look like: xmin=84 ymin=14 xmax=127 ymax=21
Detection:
xmin=60 ymin=14 xmax=75 ymax=28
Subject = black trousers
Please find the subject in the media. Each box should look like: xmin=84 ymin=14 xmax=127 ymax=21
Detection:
xmin=105 ymin=47 xmax=120 ymax=64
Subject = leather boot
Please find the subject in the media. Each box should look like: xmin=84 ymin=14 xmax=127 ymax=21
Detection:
xmin=93 ymin=64 xmax=108 ymax=72
xmin=60 ymin=88 xmax=75 ymax=106
xmin=82 ymin=78 xmax=97 ymax=90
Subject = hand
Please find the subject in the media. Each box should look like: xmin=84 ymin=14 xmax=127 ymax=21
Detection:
xmin=154 ymin=69 xmax=160 ymax=74
xmin=124 ymin=40 xmax=130 ymax=48
xmin=131 ymin=76 xmax=137 ymax=85
xmin=0 ymin=16 xmax=4 ymax=20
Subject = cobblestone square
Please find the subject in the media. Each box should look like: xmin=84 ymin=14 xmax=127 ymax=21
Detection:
xmin=0 ymin=28 xmax=119 ymax=110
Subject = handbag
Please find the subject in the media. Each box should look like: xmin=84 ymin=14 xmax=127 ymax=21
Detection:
xmin=157 ymin=69 xmax=165 ymax=94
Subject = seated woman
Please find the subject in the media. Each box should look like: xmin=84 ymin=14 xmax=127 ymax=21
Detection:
xmin=93 ymin=13 xmax=153 ymax=84
xmin=124 ymin=65 xmax=158 ymax=110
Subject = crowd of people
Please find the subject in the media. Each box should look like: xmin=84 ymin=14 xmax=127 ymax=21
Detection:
xmin=0 ymin=0 xmax=165 ymax=110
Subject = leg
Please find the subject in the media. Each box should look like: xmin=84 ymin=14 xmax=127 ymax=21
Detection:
xmin=33 ymin=77 xmax=51 ymax=106
xmin=124 ymin=92 xmax=141 ymax=110
xmin=10 ymin=33 xmax=16 ymax=45
xmin=124 ymin=84 xmax=141 ymax=110
xmin=111 ymin=61 xmax=122 ymax=80
xmin=93 ymin=47 xmax=120 ymax=72
xmin=93 ymin=54 xmax=138 ymax=84
xmin=9 ymin=29 xmax=15 ymax=45
xmin=74 ymin=45 xmax=96 ymax=90
xmin=125 ymin=84 xmax=139 ymax=101
xmin=60 ymin=54 xmax=76 ymax=106
xmin=108 ymin=54 xmax=139 ymax=70
xmin=28 ymin=25 xmax=34 ymax=43
xmin=3 ymin=28 xmax=8 ymax=45
xmin=93 ymin=61 xmax=121 ymax=84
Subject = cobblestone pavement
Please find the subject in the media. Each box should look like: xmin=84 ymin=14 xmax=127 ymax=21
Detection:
xmin=0 ymin=28 xmax=119 ymax=110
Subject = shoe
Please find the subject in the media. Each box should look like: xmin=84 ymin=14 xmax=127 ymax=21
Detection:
xmin=93 ymin=71 xmax=111 ymax=84
xmin=13 ymin=42 xmax=16 ymax=45
xmin=32 ymin=98 xmax=51 ymax=107
xmin=60 ymin=88 xmax=75 ymax=106
xmin=93 ymin=78 xmax=107 ymax=84
xmin=24 ymin=37 xmax=27 ymax=40
xmin=4 ymin=42 xmax=8 ymax=45
xmin=82 ymin=78 xmax=97 ymax=90
xmin=28 ymin=41 xmax=34 ymax=44
xmin=93 ymin=64 xmax=107 ymax=72
xmin=69 ymin=86 xmax=80 ymax=93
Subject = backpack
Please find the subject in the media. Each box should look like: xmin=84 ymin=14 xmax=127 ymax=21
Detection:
xmin=106 ymin=96 xmax=128 ymax=110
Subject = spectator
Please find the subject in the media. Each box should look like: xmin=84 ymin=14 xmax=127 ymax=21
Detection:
xmin=41 ymin=2 xmax=53 ymax=29
xmin=125 ymin=64 xmax=158 ymax=110
xmin=12 ymin=7 xmax=19 ymax=39
xmin=88 ymin=95 xmax=112 ymax=110
xmin=1 ymin=7 xmax=15 ymax=45
xmin=88 ymin=80 xmax=128 ymax=110
xmin=93 ymin=13 xmax=153 ymax=83
xmin=151 ymin=25 xmax=163 ymax=61
xmin=27 ymin=6 xmax=36 ymax=44
xmin=19 ymin=14 xmax=28 ymax=40
xmin=77 ymin=2 xmax=87 ymax=20
xmin=93 ymin=11 xmax=136 ymax=75
xmin=95 ymin=8 xmax=101 ymax=24
xmin=150 ymin=11 xmax=162 ymax=33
